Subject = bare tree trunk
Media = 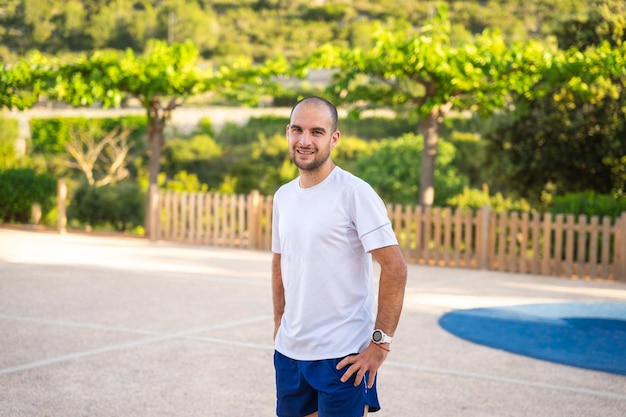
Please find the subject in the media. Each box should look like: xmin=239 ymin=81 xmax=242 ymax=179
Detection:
xmin=148 ymin=119 xmax=165 ymax=190
xmin=418 ymin=109 xmax=439 ymax=209
xmin=417 ymin=103 xmax=452 ymax=209
xmin=145 ymin=99 xmax=168 ymax=236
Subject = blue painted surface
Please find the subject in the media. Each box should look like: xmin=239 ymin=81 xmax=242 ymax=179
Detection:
xmin=439 ymin=302 xmax=626 ymax=375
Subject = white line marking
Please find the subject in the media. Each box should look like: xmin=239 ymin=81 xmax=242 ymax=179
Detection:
xmin=0 ymin=314 xmax=164 ymax=336
xmin=0 ymin=314 xmax=271 ymax=376
xmin=385 ymin=361 xmax=626 ymax=400
xmin=2 ymin=315 xmax=624 ymax=400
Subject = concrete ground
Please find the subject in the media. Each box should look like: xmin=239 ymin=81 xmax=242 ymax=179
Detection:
xmin=1 ymin=228 xmax=625 ymax=417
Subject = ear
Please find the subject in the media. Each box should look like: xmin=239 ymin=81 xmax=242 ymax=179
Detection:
xmin=285 ymin=124 xmax=290 ymax=140
xmin=330 ymin=130 xmax=340 ymax=148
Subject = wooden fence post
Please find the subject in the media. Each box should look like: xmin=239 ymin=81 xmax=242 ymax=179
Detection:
xmin=478 ymin=205 xmax=490 ymax=270
xmin=57 ymin=178 xmax=67 ymax=235
xmin=617 ymin=212 xmax=626 ymax=282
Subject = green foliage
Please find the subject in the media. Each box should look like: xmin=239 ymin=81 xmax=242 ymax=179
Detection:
xmin=339 ymin=117 xmax=413 ymax=141
xmin=162 ymin=134 xmax=223 ymax=188
xmin=162 ymin=114 xmax=481 ymax=204
xmin=29 ymin=115 xmax=147 ymax=154
xmin=43 ymin=39 xmax=288 ymax=194
xmin=0 ymin=0 xmax=591 ymax=64
xmin=552 ymin=0 xmax=626 ymax=50
xmin=354 ymin=133 xmax=468 ymax=206
xmin=225 ymin=133 xmax=293 ymax=195
xmin=163 ymin=171 xmax=209 ymax=193
xmin=0 ymin=139 xmax=17 ymax=170
xmin=446 ymin=186 xmax=533 ymax=213
xmin=216 ymin=116 xmax=288 ymax=146
xmin=271 ymin=82 xmax=327 ymax=107
xmin=69 ymin=181 xmax=145 ymax=231
xmin=0 ymin=116 xmax=21 ymax=170
xmin=307 ymin=10 xmax=546 ymax=118
xmin=197 ymin=117 xmax=215 ymax=137
xmin=549 ymin=191 xmax=626 ymax=219
xmin=445 ymin=130 xmax=486 ymax=188
xmin=47 ymin=40 xmax=211 ymax=109
xmin=0 ymin=115 xmax=18 ymax=141
xmin=331 ymin=136 xmax=376 ymax=174
xmin=302 ymin=8 xmax=555 ymax=207
xmin=27 ymin=115 xmax=148 ymax=185
xmin=483 ymin=42 xmax=626 ymax=204
xmin=0 ymin=168 xmax=56 ymax=223
xmin=0 ymin=52 xmax=48 ymax=109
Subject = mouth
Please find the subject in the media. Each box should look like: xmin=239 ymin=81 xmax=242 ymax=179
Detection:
xmin=296 ymin=149 xmax=314 ymax=155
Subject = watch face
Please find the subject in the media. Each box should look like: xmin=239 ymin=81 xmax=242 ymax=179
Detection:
xmin=372 ymin=330 xmax=383 ymax=343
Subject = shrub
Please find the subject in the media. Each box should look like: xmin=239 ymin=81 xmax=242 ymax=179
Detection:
xmin=197 ymin=117 xmax=215 ymax=137
xmin=0 ymin=168 xmax=56 ymax=223
xmin=446 ymin=131 xmax=487 ymax=188
xmin=225 ymin=133 xmax=293 ymax=195
xmin=446 ymin=186 xmax=533 ymax=213
xmin=162 ymin=134 xmax=224 ymax=188
xmin=354 ymin=133 xmax=468 ymax=206
xmin=340 ymin=117 xmax=413 ymax=141
xmin=163 ymin=171 xmax=208 ymax=193
xmin=549 ymin=191 xmax=626 ymax=219
xmin=69 ymin=181 xmax=145 ymax=232
xmin=0 ymin=116 xmax=24 ymax=171
xmin=0 ymin=116 xmax=18 ymax=142
xmin=331 ymin=136 xmax=376 ymax=174
xmin=0 ymin=138 xmax=18 ymax=170
xmin=216 ymin=116 xmax=288 ymax=146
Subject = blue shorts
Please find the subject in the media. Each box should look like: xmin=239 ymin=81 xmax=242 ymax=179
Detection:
xmin=274 ymin=350 xmax=381 ymax=417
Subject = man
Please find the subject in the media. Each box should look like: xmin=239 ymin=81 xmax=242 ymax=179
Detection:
xmin=271 ymin=96 xmax=408 ymax=417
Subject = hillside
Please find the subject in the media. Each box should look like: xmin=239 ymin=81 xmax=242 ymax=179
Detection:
xmin=0 ymin=0 xmax=590 ymax=64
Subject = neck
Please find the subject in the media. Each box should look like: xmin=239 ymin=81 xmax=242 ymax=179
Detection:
xmin=299 ymin=161 xmax=336 ymax=188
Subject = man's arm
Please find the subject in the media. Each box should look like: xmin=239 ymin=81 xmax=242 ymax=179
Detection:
xmin=271 ymin=252 xmax=285 ymax=341
xmin=337 ymin=244 xmax=407 ymax=388
xmin=371 ymin=244 xmax=408 ymax=341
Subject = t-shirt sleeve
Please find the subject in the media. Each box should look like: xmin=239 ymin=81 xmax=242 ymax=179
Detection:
xmin=351 ymin=182 xmax=399 ymax=252
xmin=360 ymin=223 xmax=398 ymax=253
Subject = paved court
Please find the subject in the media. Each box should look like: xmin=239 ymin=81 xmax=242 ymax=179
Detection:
xmin=1 ymin=228 xmax=625 ymax=417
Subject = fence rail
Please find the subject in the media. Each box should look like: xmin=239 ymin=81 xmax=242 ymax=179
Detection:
xmin=146 ymin=186 xmax=626 ymax=281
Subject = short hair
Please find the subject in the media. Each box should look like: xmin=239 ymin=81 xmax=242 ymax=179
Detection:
xmin=290 ymin=96 xmax=338 ymax=132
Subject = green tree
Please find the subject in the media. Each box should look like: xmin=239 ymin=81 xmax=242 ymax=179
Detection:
xmin=88 ymin=0 xmax=158 ymax=51
xmin=552 ymin=0 xmax=626 ymax=50
xmin=44 ymin=39 xmax=286 ymax=232
xmin=306 ymin=8 xmax=546 ymax=208
xmin=483 ymin=42 xmax=626 ymax=203
xmin=158 ymin=0 xmax=219 ymax=52
xmin=48 ymin=41 xmax=213 ymax=188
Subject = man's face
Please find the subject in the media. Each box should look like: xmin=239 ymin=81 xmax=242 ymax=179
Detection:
xmin=286 ymin=103 xmax=339 ymax=172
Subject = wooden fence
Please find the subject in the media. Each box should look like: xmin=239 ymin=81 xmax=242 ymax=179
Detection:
xmin=148 ymin=188 xmax=273 ymax=251
xmin=146 ymin=186 xmax=626 ymax=282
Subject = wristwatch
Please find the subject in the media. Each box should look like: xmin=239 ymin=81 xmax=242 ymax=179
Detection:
xmin=371 ymin=329 xmax=393 ymax=344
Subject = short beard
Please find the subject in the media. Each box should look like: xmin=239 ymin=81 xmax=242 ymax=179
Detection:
xmin=291 ymin=149 xmax=330 ymax=172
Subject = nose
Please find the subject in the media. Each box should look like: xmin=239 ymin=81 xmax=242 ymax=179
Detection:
xmin=298 ymin=131 xmax=313 ymax=146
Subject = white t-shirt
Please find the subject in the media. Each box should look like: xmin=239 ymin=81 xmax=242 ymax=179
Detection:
xmin=272 ymin=167 xmax=398 ymax=360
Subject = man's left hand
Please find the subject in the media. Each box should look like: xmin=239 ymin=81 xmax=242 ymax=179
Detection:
xmin=336 ymin=343 xmax=389 ymax=388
